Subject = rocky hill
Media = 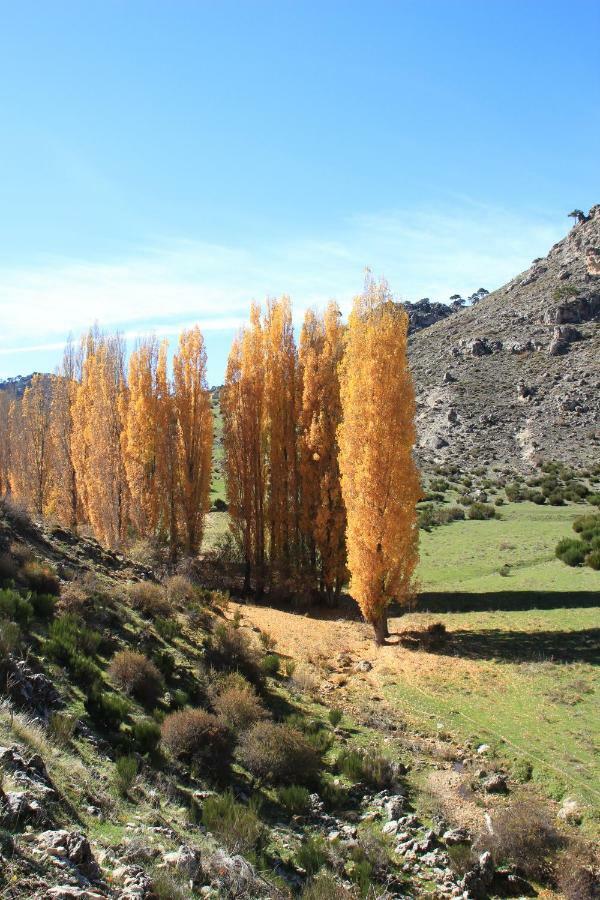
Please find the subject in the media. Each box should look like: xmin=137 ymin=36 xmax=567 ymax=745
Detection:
xmin=409 ymin=205 xmax=600 ymax=472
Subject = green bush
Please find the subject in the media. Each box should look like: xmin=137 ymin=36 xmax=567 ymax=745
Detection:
xmin=202 ymin=790 xmax=264 ymax=855
xmin=301 ymin=871 xmax=356 ymax=899
xmin=296 ymin=834 xmax=329 ymax=876
xmin=46 ymin=614 xmax=101 ymax=662
xmin=278 ymin=784 xmax=311 ymax=816
xmin=114 ymin=755 xmax=138 ymax=796
xmin=585 ymin=549 xmax=600 ymax=570
xmin=69 ymin=651 xmax=101 ymax=687
xmin=573 ymin=514 xmax=600 ymax=534
xmin=336 ymin=749 xmax=397 ymax=789
xmin=85 ymin=687 xmax=130 ymax=729
xmin=555 ymin=538 xmax=587 ymax=567
xmin=132 ymin=718 xmax=161 ymax=754
xmin=0 ymin=588 xmax=33 ymax=625
xmin=155 ymin=617 xmax=179 ymax=641
xmin=328 ymin=708 xmax=343 ymax=728
xmin=261 ymin=653 xmax=280 ymax=677
xmin=48 ymin=711 xmax=78 ymax=747
xmin=468 ymin=502 xmax=496 ymax=520
xmin=237 ymin=721 xmax=321 ymax=785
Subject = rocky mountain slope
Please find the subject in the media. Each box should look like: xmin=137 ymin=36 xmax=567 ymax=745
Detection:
xmin=409 ymin=205 xmax=600 ymax=471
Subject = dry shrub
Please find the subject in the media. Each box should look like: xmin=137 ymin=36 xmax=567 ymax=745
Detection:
xmin=237 ymin=721 xmax=321 ymax=785
xmin=164 ymin=575 xmax=198 ymax=607
xmin=127 ymin=538 xmax=162 ymax=568
xmin=21 ymin=560 xmax=60 ymax=595
xmin=212 ymin=682 xmax=268 ymax=733
xmin=556 ymin=840 xmax=600 ymax=900
xmin=58 ymin=579 xmax=90 ymax=617
xmin=109 ymin=650 xmax=164 ymax=706
xmin=476 ymin=798 xmax=563 ymax=880
xmin=161 ymin=708 xmax=233 ymax=773
xmin=127 ymin=581 xmax=170 ymax=618
xmin=207 ymin=622 xmax=261 ymax=684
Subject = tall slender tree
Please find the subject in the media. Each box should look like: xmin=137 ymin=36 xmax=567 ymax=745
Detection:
xmin=50 ymin=338 xmax=79 ymax=528
xmin=338 ymin=276 xmax=420 ymax=643
xmin=8 ymin=375 xmax=54 ymax=516
xmin=172 ymin=327 xmax=213 ymax=555
xmin=0 ymin=391 xmax=10 ymax=498
xmin=222 ymin=305 xmax=267 ymax=594
xmin=298 ymin=302 xmax=347 ymax=602
xmin=122 ymin=336 xmax=163 ymax=538
xmin=71 ymin=332 xmax=129 ymax=547
xmin=263 ymin=297 xmax=300 ymax=580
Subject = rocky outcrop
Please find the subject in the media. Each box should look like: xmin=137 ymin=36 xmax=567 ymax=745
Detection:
xmin=410 ymin=203 xmax=600 ymax=470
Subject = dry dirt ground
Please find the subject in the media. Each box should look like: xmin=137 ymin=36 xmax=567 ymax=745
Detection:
xmin=229 ymin=601 xmax=513 ymax=836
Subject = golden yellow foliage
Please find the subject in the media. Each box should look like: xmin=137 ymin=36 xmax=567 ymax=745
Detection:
xmin=298 ymin=302 xmax=347 ymax=601
xmin=172 ymin=327 xmax=213 ymax=555
xmin=222 ymin=304 xmax=267 ymax=593
xmin=338 ymin=276 xmax=420 ymax=643
xmin=8 ymin=375 xmax=54 ymax=516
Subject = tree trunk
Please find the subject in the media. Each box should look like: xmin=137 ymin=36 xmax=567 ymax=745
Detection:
xmin=373 ymin=613 xmax=388 ymax=645
xmin=242 ymin=559 xmax=251 ymax=596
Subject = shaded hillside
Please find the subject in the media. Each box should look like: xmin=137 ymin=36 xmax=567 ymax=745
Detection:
xmin=409 ymin=205 xmax=600 ymax=471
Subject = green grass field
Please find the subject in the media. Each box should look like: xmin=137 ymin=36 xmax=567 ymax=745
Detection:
xmin=387 ymin=502 xmax=600 ymax=822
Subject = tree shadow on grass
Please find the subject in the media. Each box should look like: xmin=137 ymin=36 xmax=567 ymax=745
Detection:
xmin=416 ymin=591 xmax=600 ymax=614
xmin=399 ymin=627 xmax=600 ymax=665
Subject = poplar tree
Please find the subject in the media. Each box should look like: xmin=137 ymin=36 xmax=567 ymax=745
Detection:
xmin=172 ymin=327 xmax=213 ymax=555
xmin=0 ymin=392 xmax=10 ymax=497
xmin=71 ymin=332 xmax=129 ymax=547
xmin=264 ymin=297 xmax=300 ymax=580
xmin=338 ymin=276 xmax=420 ymax=643
xmin=122 ymin=336 xmax=163 ymax=537
xmin=8 ymin=375 xmax=54 ymax=515
xmin=298 ymin=302 xmax=347 ymax=603
xmin=50 ymin=338 xmax=79 ymax=528
xmin=222 ymin=305 xmax=267 ymax=594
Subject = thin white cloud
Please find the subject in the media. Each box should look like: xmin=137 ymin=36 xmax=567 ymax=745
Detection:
xmin=0 ymin=203 xmax=564 ymax=371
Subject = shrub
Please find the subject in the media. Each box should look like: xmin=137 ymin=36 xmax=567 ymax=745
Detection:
xmin=468 ymin=502 xmax=496 ymax=520
xmin=212 ymin=683 xmax=268 ymax=733
xmin=109 ymin=651 xmax=164 ymax=706
xmin=21 ymin=560 xmax=60 ymax=596
xmin=0 ymin=553 xmax=18 ymax=584
xmin=301 ymin=872 xmax=357 ymax=899
xmin=0 ymin=620 xmax=21 ymax=657
xmin=573 ymin=514 xmax=600 ymax=534
xmin=127 ymin=581 xmax=169 ymax=618
xmin=586 ymin=549 xmax=600 ymax=570
xmin=46 ymin=614 xmax=101 ymax=661
xmin=258 ymin=630 xmax=277 ymax=651
xmin=328 ymin=708 xmax=343 ymax=728
xmin=476 ymin=799 xmax=563 ymax=879
xmin=164 ymin=575 xmax=198 ymax=607
xmin=202 ymin=790 xmax=264 ymax=855
xmin=48 ymin=711 xmax=78 ymax=747
xmin=85 ymin=687 xmax=130 ymax=729
xmin=296 ymin=834 xmax=329 ymax=876
xmin=69 ymin=651 xmax=101 ymax=687
xmin=336 ymin=749 xmax=396 ymax=789
xmin=154 ymin=617 xmax=179 ymax=641
xmin=555 ymin=841 xmax=600 ymax=900
xmin=0 ymin=588 xmax=33 ymax=625
xmin=278 ymin=784 xmax=311 ymax=816
xmin=206 ymin=622 xmax=262 ymax=684
xmin=132 ymin=718 xmax=161 ymax=754
xmin=556 ymin=539 xmax=587 ymax=567
xmin=511 ymin=758 xmax=533 ymax=783
xmin=161 ymin=708 xmax=233 ymax=773
xmin=29 ymin=592 xmax=56 ymax=619
xmin=260 ymin=653 xmax=280 ymax=677
xmin=237 ymin=721 xmax=321 ymax=785
xmin=114 ymin=755 xmax=138 ymax=796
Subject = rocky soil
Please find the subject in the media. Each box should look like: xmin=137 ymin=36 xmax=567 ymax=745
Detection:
xmin=409 ymin=205 xmax=600 ymax=471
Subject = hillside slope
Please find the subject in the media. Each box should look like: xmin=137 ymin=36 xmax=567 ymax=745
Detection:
xmin=409 ymin=205 xmax=600 ymax=471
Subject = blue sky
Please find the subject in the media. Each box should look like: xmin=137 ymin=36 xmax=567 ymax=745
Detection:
xmin=0 ymin=0 xmax=598 ymax=385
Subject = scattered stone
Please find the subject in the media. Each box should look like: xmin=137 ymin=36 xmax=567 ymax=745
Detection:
xmin=163 ymin=844 xmax=202 ymax=878
xmin=35 ymin=830 xmax=100 ymax=880
xmin=443 ymin=827 xmax=471 ymax=846
xmin=382 ymin=820 xmax=398 ymax=835
xmin=483 ymin=773 xmax=508 ymax=794
xmin=557 ymin=796 xmax=582 ymax=824
xmin=461 ymin=850 xmax=495 ymax=899
xmin=354 ymin=660 xmax=372 ymax=673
